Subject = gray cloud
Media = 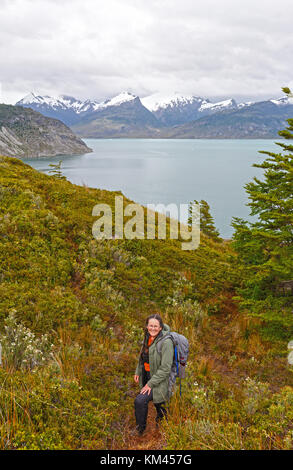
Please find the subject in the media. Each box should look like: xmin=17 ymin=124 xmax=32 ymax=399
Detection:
xmin=1 ymin=0 xmax=292 ymax=104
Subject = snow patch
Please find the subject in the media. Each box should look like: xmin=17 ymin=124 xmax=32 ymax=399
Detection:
xmin=270 ymin=96 xmax=293 ymax=106
xmin=93 ymin=92 xmax=137 ymax=110
xmin=141 ymin=92 xmax=206 ymax=112
xmin=199 ymin=99 xmax=236 ymax=112
xmin=237 ymin=101 xmax=254 ymax=109
xmin=18 ymin=93 xmax=42 ymax=105
xmin=17 ymin=93 xmax=90 ymax=113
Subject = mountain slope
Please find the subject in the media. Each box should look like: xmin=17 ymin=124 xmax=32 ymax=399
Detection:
xmin=0 ymin=104 xmax=92 ymax=157
xmin=17 ymin=92 xmax=162 ymax=137
xmin=164 ymin=99 xmax=293 ymax=138
xmin=71 ymin=94 xmax=162 ymax=138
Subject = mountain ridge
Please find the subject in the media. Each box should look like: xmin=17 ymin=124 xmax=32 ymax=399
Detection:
xmin=16 ymin=91 xmax=293 ymax=138
xmin=164 ymin=99 xmax=293 ymax=139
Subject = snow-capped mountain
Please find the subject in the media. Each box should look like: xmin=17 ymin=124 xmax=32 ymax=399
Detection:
xmin=92 ymin=91 xmax=137 ymax=110
xmin=236 ymin=96 xmax=293 ymax=110
xmin=237 ymin=101 xmax=255 ymax=109
xmin=16 ymin=92 xmax=140 ymax=126
xmin=17 ymin=91 xmax=238 ymax=129
xmin=16 ymin=93 xmax=96 ymax=125
xmin=18 ymin=93 xmax=86 ymax=112
xmin=198 ymin=98 xmax=237 ymax=114
xmin=141 ymin=93 xmax=208 ymax=125
xmin=165 ymin=95 xmax=293 ymax=139
xmin=270 ymin=96 xmax=293 ymax=106
xmin=70 ymin=92 xmax=160 ymax=138
xmin=141 ymin=93 xmax=237 ymax=126
xmin=15 ymin=90 xmax=293 ymax=138
xmin=141 ymin=93 xmax=206 ymax=112
xmin=17 ymin=91 xmax=138 ymax=112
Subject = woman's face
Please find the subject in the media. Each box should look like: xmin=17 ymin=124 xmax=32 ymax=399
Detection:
xmin=147 ymin=318 xmax=162 ymax=337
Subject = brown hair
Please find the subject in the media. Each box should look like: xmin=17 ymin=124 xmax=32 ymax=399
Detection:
xmin=140 ymin=314 xmax=164 ymax=360
xmin=145 ymin=314 xmax=164 ymax=330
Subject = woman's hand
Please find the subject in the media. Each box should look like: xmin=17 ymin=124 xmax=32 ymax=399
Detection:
xmin=140 ymin=384 xmax=152 ymax=395
xmin=134 ymin=375 xmax=139 ymax=383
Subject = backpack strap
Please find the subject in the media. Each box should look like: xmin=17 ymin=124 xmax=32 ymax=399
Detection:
xmin=156 ymin=334 xmax=174 ymax=355
xmin=174 ymin=345 xmax=179 ymax=376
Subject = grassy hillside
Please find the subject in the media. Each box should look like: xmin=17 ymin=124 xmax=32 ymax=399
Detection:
xmin=0 ymin=156 xmax=292 ymax=450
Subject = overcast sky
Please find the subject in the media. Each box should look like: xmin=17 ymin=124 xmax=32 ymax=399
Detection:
xmin=1 ymin=0 xmax=293 ymax=104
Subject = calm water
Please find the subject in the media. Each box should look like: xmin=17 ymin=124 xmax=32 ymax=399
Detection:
xmin=23 ymin=139 xmax=279 ymax=238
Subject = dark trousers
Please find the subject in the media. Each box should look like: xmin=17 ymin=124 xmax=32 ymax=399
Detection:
xmin=134 ymin=369 xmax=167 ymax=430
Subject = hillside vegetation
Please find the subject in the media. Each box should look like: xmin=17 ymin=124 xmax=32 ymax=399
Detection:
xmin=0 ymin=155 xmax=292 ymax=450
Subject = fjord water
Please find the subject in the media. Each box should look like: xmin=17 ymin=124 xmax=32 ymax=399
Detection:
xmin=23 ymin=138 xmax=278 ymax=238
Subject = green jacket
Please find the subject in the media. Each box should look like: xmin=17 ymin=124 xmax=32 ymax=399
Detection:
xmin=135 ymin=324 xmax=174 ymax=404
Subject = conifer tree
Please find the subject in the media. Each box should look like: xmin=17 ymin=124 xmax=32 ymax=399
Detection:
xmin=232 ymin=88 xmax=293 ymax=333
xmin=48 ymin=160 xmax=66 ymax=179
xmin=189 ymin=199 xmax=221 ymax=241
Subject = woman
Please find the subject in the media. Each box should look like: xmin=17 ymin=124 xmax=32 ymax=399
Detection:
xmin=134 ymin=314 xmax=174 ymax=435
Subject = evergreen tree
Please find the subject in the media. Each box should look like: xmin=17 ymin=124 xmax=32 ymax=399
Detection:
xmin=48 ymin=160 xmax=66 ymax=179
xmin=232 ymin=88 xmax=293 ymax=335
xmin=189 ymin=199 xmax=221 ymax=241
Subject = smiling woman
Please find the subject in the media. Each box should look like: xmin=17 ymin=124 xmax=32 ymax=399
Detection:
xmin=133 ymin=314 xmax=174 ymax=435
